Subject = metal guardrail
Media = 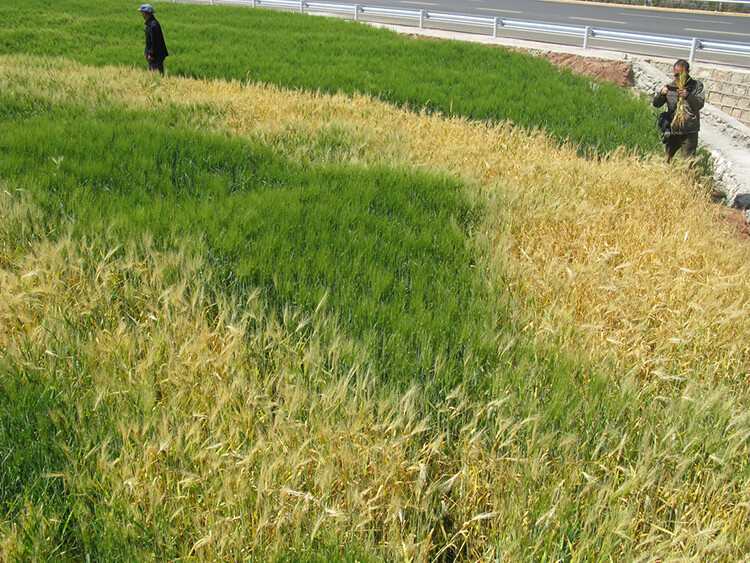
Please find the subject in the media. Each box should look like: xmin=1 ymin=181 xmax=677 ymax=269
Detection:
xmin=173 ymin=0 xmax=750 ymax=63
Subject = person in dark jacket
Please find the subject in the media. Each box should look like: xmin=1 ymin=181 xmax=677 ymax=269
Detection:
xmin=138 ymin=4 xmax=169 ymax=74
xmin=653 ymin=59 xmax=705 ymax=163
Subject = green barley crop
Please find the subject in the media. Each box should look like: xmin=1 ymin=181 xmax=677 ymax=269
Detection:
xmin=1 ymin=21 xmax=749 ymax=562
xmin=0 ymin=0 xmax=661 ymax=155
xmin=2 ymin=187 xmax=749 ymax=560
xmin=0 ymin=92 xmax=499 ymax=393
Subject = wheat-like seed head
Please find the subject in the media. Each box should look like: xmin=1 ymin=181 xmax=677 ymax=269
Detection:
xmin=2 ymin=55 xmax=750 ymax=560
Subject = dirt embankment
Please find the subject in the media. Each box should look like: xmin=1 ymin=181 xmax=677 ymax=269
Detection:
xmin=539 ymin=52 xmax=634 ymax=87
xmin=406 ymin=33 xmax=636 ymax=87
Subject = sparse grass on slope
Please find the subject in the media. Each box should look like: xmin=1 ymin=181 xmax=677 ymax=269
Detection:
xmin=0 ymin=0 xmax=661 ymax=155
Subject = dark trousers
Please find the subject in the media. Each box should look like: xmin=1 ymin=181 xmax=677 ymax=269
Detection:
xmin=666 ymin=132 xmax=698 ymax=163
xmin=147 ymin=59 xmax=164 ymax=74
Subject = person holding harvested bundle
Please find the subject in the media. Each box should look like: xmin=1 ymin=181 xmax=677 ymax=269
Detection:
xmin=654 ymin=59 xmax=705 ymax=163
xmin=138 ymin=4 xmax=169 ymax=74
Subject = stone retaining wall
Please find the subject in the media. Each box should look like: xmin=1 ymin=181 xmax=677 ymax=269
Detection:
xmin=648 ymin=60 xmax=750 ymax=127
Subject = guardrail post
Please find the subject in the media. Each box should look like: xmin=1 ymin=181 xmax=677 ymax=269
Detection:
xmin=493 ymin=17 xmax=504 ymax=38
xmin=583 ymin=26 xmax=592 ymax=49
xmin=169 ymin=0 xmax=750 ymax=62
xmin=689 ymin=37 xmax=699 ymax=63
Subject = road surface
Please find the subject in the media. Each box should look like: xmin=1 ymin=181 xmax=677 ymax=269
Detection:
xmin=359 ymin=0 xmax=750 ymax=65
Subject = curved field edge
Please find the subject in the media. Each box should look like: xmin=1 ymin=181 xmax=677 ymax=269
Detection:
xmin=1 ymin=193 xmax=750 ymax=561
xmin=0 ymin=54 xmax=750 ymax=560
xmin=0 ymin=0 xmax=661 ymax=155
xmin=3 ymin=55 xmax=749 ymax=384
xmin=1 ymin=93 xmax=500 ymax=394
xmin=1 ymin=57 xmax=749 ymax=560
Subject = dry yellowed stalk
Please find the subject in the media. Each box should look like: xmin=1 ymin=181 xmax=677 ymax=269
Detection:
xmin=1 ymin=58 xmax=749 ymax=559
xmin=672 ymin=69 xmax=688 ymax=131
xmin=2 ymin=184 xmax=749 ymax=559
xmin=2 ymin=54 xmax=747 ymax=382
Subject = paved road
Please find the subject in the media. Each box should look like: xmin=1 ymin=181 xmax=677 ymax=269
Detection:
xmin=360 ymin=0 xmax=750 ymax=65
xmin=373 ymin=0 xmax=749 ymax=39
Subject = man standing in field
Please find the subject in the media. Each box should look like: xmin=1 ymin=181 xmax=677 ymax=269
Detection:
xmin=139 ymin=4 xmax=169 ymax=74
xmin=653 ymin=59 xmax=705 ymax=163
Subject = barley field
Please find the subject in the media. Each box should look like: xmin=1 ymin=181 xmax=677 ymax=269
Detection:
xmin=0 ymin=0 xmax=660 ymax=155
xmin=1 ymin=3 xmax=750 ymax=561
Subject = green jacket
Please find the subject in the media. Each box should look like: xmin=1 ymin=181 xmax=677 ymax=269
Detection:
xmin=653 ymin=76 xmax=705 ymax=135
